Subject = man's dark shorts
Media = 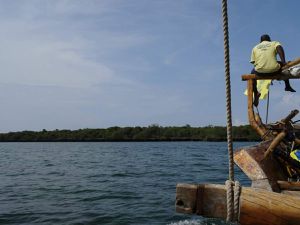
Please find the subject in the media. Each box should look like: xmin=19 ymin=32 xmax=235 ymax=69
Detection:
xmin=251 ymin=61 xmax=283 ymax=77
xmin=251 ymin=68 xmax=281 ymax=77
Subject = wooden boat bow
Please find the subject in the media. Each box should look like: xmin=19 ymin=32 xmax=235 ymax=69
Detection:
xmin=175 ymin=58 xmax=300 ymax=224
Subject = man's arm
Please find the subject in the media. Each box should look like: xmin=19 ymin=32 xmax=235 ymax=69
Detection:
xmin=250 ymin=49 xmax=255 ymax=64
xmin=276 ymin=45 xmax=286 ymax=65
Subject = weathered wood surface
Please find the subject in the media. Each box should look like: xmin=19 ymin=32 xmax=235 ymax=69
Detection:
xmin=280 ymin=181 xmax=300 ymax=197
xmin=278 ymin=180 xmax=300 ymax=191
xmin=176 ymin=183 xmax=227 ymax=218
xmin=240 ymin=187 xmax=300 ymax=225
xmin=234 ymin=141 xmax=287 ymax=191
xmin=176 ymin=183 xmax=300 ymax=225
xmin=281 ymin=190 xmax=300 ymax=197
xmin=246 ymin=79 xmax=268 ymax=138
xmin=263 ymin=131 xmax=286 ymax=158
xmin=175 ymin=183 xmax=198 ymax=214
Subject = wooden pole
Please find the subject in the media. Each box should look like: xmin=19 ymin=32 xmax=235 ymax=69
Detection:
xmin=176 ymin=183 xmax=300 ymax=225
xmin=263 ymin=131 xmax=286 ymax=159
xmin=282 ymin=57 xmax=300 ymax=70
xmin=247 ymin=79 xmax=268 ymax=138
xmin=242 ymin=74 xmax=300 ymax=81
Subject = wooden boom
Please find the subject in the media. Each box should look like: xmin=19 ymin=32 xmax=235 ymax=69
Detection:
xmin=176 ymin=183 xmax=300 ymax=225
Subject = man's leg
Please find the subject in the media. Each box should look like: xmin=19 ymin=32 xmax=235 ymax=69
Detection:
xmin=277 ymin=62 xmax=296 ymax=92
xmin=251 ymin=68 xmax=261 ymax=106
xmin=284 ymin=80 xmax=296 ymax=92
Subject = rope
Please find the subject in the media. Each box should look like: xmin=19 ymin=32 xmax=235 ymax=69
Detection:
xmin=222 ymin=0 xmax=234 ymax=182
xmin=255 ymin=105 xmax=260 ymax=117
xmin=266 ymin=91 xmax=270 ymax=124
xmin=225 ymin=180 xmax=241 ymax=222
xmin=233 ymin=181 xmax=241 ymax=221
xmin=222 ymin=1 xmax=242 ymax=222
xmin=225 ymin=180 xmax=233 ymax=221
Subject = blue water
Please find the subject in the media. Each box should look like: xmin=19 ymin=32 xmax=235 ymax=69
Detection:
xmin=0 ymin=142 xmax=252 ymax=225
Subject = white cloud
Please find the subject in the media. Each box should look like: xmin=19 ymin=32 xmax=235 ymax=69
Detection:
xmin=0 ymin=0 xmax=228 ymax=131
xmin=0 ymin=37 xmax=114 ymax=88
xmin=0 ymin=0 xmax=164 ymax=89
xmin=276 ymin=93 xmax=300 ymax=114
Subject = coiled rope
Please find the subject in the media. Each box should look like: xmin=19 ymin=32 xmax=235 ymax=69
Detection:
xmin=221 ymin=0 xmax=241 ymax=222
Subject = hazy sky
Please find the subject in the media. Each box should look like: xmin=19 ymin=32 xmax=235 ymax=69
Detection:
xmin=1 ymin=0 xmax=300 ymax=132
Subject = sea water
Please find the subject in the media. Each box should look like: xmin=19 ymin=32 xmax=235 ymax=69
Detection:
xmin=0 ymin=142 xmax=252 ymax=225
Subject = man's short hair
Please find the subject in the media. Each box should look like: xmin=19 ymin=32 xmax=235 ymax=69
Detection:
xmin=260 ymin=34 xmax=271 ymax=42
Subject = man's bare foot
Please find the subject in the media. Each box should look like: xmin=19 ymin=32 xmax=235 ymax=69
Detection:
xmin=285 ymin=86 xmax=296 ymax=92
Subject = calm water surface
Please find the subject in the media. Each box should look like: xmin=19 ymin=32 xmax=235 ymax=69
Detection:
xmin=0 ymin=142 xmax=253 ymax=225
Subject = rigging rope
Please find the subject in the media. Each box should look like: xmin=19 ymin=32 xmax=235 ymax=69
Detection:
xmin=225 ymin=180 xmax=241 ymax=222
xmin=221 ymin=0 xmax=241 ymax=222
xmin=221 ymin=0 xmax=234 ymax=182
xmin=266 ymin=91 xmax=270 ymax=124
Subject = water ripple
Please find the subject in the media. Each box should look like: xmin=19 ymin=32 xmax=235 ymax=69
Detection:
xmin=0 ymin=142 xmax=251 ymax=225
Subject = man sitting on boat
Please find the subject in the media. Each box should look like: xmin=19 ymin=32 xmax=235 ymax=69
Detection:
xmin=250 ymin=34 xmax=296 ymax=106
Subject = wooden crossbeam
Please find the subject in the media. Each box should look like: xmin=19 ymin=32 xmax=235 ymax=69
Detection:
xmin=242 ymin=57 xmax=300 ymax=81
xmin=242 ymin=74 xmax=300 ymax=81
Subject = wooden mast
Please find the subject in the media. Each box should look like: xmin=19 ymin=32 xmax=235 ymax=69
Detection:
xmin=246 ymin=78 xmax=269 ymax=138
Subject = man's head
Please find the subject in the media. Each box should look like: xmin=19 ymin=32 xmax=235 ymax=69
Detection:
xmin=260 ymin=34 xmax=271 ymax=42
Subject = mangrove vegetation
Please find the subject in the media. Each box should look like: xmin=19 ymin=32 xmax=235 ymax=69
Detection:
xmin=0 ymin=125 xmax=259 ymax=142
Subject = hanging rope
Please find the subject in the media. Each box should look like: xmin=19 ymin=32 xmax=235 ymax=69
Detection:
xmin=233 ymin=181 xmax=241 ymax=221
xmin=221 ymin=0 xmax=242 ymax=222
xmin=266 ymin=91 xmax=270 ymax=124
xmin=225 ymin=180 xmax=241 ymax=222
xmin=221 ymin=0 xmax=234 ymax=182
xmin=225 ymin=180 xmax=234 ymax=221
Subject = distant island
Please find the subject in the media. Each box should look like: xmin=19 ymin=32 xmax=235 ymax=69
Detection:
xmin=0 ymin=125 xmax=259 ymax=142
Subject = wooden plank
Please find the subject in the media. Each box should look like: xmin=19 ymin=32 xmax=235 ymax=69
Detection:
xmin=278 ymin=180 xmax=300 ymax=191
xmin=281 ymin=190 xmax=300 ymax=197
xmin=176 ymin=183 xmax=300 ymax=225
xmin=240 ymin=188 xmax=300 ymax=225
xmin=176 ymin=183 xmax=227 ymax=218
xmin=197 ymin=184 xmax=227 ymax=218
xmin=175 ymin=183 xmax=197 ymax=214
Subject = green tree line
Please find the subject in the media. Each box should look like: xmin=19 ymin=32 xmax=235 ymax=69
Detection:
xmin=0 ymin=125 xmax=260 ymax=142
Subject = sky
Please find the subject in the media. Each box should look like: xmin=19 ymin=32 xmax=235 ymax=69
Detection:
xmin=1 ymin=0 xmax=300 ymax=132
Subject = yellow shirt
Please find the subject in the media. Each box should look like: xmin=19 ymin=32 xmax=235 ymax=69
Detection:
xmin=250 ymin=41 xmax=281 ymax=73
